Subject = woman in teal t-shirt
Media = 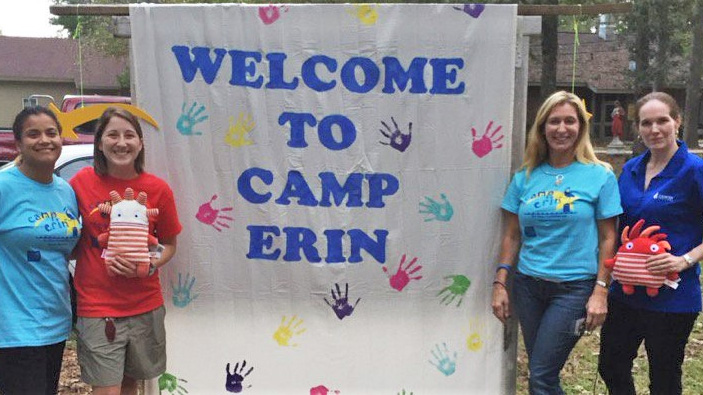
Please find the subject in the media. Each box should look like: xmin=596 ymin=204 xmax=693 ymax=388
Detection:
xmin=491 ymin=91 xmax=622 ymax=394
xmin=0 ymin=106 xmax=81 ymax=394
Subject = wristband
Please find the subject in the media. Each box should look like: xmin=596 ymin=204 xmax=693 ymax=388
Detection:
xmin=496 ymin=264 xmax=512 ymax=273
xmin=595 ymin=280 xmax=608 ymax=289
xmin=493 ymin=280 xmax=507 ymax=290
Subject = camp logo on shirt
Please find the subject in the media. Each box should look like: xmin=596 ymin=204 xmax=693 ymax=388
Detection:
xmin=31 ymin=208 xmax=81 ymax=237
xmin=652 ymin=192 xmax=674 ymax=202
xmin=526 ymin=188 xmax=580 ymax=214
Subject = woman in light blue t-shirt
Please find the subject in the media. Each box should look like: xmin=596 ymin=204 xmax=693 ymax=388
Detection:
xmin=0 ymin=106 xmax=81 ymax=395
xmin=491 ymin=91 xmax=622 ymax=395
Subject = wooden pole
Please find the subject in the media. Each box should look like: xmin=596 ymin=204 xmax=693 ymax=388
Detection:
xmin=50 ymin=3 xmax=632 ymax=16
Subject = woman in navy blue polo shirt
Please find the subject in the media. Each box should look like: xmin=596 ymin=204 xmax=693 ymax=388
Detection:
xmin=598 ymin=92 xmax=703 ymax=394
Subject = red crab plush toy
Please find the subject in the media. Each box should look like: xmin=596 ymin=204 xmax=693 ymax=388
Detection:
xmin=604 ymin=219 xmax=679 ymax=297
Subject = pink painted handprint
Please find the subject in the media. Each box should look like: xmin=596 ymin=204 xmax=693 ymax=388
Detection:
xmin=310 ymin=385 xmax=340 ymax=395
xmin=258 ymin=5 xmax=288 ymax=25
xmin=383 ymin=254 xmax=423 ymax=292
xmin=196 ymin=195 xmax=234 ymax=232
xmin=471 ymin=121 xmax=503 ymax=158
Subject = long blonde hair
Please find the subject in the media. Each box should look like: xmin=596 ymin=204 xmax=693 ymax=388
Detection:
xmin=522 ymin=91 xmax=610 ymax=176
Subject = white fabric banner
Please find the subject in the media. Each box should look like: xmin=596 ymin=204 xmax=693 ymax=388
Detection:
xmin=130 ymin=4 xmax=517 ymax=394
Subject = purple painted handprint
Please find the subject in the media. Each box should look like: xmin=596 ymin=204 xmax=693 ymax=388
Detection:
xmin=225 ymin=361 xmax=253 ymax=393
xmin=471 ymin=121 xmax=503 ymax=158
xmin=383 ymin=254 xmax=423 ymax=292
xmin=258 ymin=5 xmax=288 ymax=25
xmin=453 ymin=4 xmax=485 ymax=18
xmin=379 ymin=117 xmax=412 ymax=152
xmin=324 ymin=283 xmax=361 ymax=320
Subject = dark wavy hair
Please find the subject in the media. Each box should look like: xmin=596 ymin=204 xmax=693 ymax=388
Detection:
xmin=12 ymin=106 xmax=62 ymax=141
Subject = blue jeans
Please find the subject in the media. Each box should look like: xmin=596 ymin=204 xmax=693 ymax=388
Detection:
xmin=513 ymin=272 xmax=594 ymax=395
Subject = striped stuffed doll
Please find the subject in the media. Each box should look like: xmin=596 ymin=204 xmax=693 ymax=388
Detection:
xmin=604 ymin=219 xmax=679 ymax=297
xmin=98 ymin=188 xmax=159 ymax=278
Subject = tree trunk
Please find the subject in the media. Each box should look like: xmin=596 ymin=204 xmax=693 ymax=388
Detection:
xmin=540 ymin=0 xmax=559 ymax=101
xmin=632 ymin=0 xmax=651 ymax=97
xmin=684 ymin=0 xmax=703 ymax=148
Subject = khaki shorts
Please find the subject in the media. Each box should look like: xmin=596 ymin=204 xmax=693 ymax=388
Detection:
xmin=76 ymin=306 xmax=166 ymax=387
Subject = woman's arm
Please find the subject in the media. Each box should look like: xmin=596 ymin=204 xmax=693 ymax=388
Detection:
xmin=152 ymin=235 xmax=178 ymax=269
xmin=491 ymin=210 xmax=521 ymax=324
xmin=646 ymin=241 xmax=703 ymax=275
xmin=585 ymin=217 xmax=617 ymax=331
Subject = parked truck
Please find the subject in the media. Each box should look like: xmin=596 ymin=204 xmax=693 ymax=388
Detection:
xmin=0 ymin=95 xmax=130 ymax=165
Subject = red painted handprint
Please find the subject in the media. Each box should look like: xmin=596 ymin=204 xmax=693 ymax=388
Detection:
xmin=383 ymin=254 xmax=423 ymax=292
xmin=196 ymin=195 xmax=234 ymax=232
xmin=471 ymin=121 xmax=503 ymax=158
xmin=258 ymin=5 xmax=288 ymax=25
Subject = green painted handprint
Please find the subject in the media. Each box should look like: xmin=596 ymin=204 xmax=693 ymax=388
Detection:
xmin=437 ymin=274 xmax=471 ymax=307
xmin=159 ymin=372 xmax=188 ymax=395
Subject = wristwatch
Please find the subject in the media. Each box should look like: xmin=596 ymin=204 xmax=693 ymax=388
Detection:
xmin=683 ymin=253 xmax=696 ymax=268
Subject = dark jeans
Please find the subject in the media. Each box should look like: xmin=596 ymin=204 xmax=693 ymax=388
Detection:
xmin=598 ymin=297 xmax=698 ymax=395
xmin=513 ymin=272 xmax=594 ymax=395
xmin=0 ymin=341 xmax=66 ymax=395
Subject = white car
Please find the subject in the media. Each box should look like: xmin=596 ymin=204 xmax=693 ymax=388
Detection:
xmin=0 ymin=144 xmax=94 ymax=181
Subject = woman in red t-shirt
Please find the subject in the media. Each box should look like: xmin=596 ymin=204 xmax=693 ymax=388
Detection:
xmin=70 ymin=107 xmax=182 ymax=395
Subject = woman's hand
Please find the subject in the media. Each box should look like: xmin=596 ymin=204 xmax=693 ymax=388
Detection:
xmin=107 ymin=255 xmax=138 ymax=278
xmin=585 ymin=286 xmax=608 ymax=331
xmin=491 ymin=283 xmax=511 ymax=324
xmin=646 ymin=253 xmax=688 ymax=275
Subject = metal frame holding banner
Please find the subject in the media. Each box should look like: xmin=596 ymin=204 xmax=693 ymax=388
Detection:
xmin=129 ymin=4 xmax=534 ymax=393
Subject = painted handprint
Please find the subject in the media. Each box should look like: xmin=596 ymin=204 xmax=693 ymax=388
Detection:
xmin=419 ymin=194 xmax=454 ymax=222
xmin=196 ymin=195 xmax=234 ymax=232
xmin=258 ymin=5 xmax=288 ymax=25
xmin=349 ymin=4 xmax=378 ymax=25
xmin=466 ymin=319 xmax=484 ymax=352
xmin=437 ymin=274 xmax=471 ymax=307
xmin=383 ymin=254 xmax=422 ymax=292
xmin=429 ymin=342 xmax=457 ymax=376
xmin=159 ymin=372 xmax=188 ymax=395
xmin=171 ymin=272 xmax=199 ymax=308
xmin=225 ymin=361 xmax=253 ymax=393
xmin=453 ymin=4 xmax=486 ymax=18
xmin=398 ymin=390 xmax=414 ymax=395
xmin=324 ymin=283 xmax=361 ymax=320
xmin=471 ymin=121 xmax=503 ymax=158
xmin=273 ymin=315 xmax=306 ymax=347
xmin=224 ymin=112 xmax=255 ymax=147
xmin=177 ymin=101 xmax=208 ymax=136
xmin=310 ymin=385 xmax=340 ymax=395
xmin=379 ymin=117 xmax=412 ymax=152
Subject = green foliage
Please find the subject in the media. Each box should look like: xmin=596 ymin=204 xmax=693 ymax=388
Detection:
xmin=51 ymin=0 xmax=130 ymax=56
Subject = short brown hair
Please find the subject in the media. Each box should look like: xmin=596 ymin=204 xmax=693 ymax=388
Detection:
xmin=634 ymin=92 xmax=682 ymax=125
xmin=12 ymin=106 xmax=62 ymax=141
xmin=93 ymin=107 xmax=145 ymax=176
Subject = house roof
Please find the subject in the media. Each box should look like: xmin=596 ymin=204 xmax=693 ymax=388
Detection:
xmin=0 ymin=36 xmax=127 ymax=89
xmin=529 ymin=31 xmax=632 ymax=93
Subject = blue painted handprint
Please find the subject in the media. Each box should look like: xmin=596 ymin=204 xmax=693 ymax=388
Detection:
xmin=379 ymin=117 xmax=412 ymax=152
xmin=419 ymin=193 xmax=454 ymax=222
xmin=453 ymin=4 xmax=485 ymax=18
xmin=177 ymin=101 xmax=208 ymax=136
xmin=225 ymin=361 xmax=253 ymax=393
xmin=171 ymin=272 xmax=199 ymax=308
xmin=429 ymin=342 xmax=457 ymax=376
xmin=324 ymin=283 xmax=361 ymax=320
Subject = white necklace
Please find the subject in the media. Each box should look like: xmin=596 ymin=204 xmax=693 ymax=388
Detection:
xmin=541 ymin=166 xmax=565 ymax=186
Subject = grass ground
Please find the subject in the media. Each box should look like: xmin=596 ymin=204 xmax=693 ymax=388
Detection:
xmin=516 ymin=314 xmax=703 ymax=395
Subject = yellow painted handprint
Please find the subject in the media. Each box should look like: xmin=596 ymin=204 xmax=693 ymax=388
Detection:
xmin=466 ymin=319 xmax=484 ymax=352
xmin=349 ymin=4 xmax=378 ymax=25
xmin=224 ymin=112 xmax=255 ymax=147
xmin=273 ymin=315 xmax=306 ymax=347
